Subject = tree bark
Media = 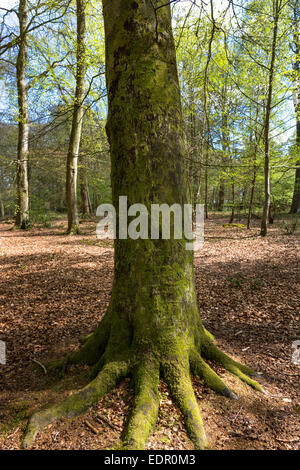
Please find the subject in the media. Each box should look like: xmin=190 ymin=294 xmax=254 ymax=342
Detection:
xmin=80 ymin=164 xmax=91 ymax=215
xmin=290 ymin=0 xmax=300 ymax=214
xmin=247 ymin=105 xmax=261 ymax=229
xmin=15 ymin=0 xmax=29 ymax=229
xmin=204 ymin=143 xmax=209 ymax=219
xmin=261 ymin=0 xmax=280 ymax=236
xmin=0 ymin=200 xmax=4 ymax=219
xmin=229 ymin=181 xmax=235 ymax=223
xmin=217 ymin=82 xmax=229 ymax=212
xmin=66 ymin=0 xmax=86 ymax=234
xmin=23 ymin=0 xmax=262 ymax=451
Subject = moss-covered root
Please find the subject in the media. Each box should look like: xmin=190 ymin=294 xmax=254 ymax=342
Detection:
xmin=124 ymin=360 xmax=160 ymax=450
xmin=66 ymin=224 xmax=80 ymax=235
xmin=190 ymin=351 xmax=238 ymax=400
xmin=22 ymin=359 xmax=129 ymax=449
xmin=79 ymin=332 xmax=94 ymax=345
xmin=201 ymin=340 xmax=263 ymax=392
xmin=162 ymin=360 xmax=208 ymax=450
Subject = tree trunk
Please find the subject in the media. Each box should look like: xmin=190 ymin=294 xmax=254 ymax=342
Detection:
xmin=23 ymin=0 xmax=262 ymax=451
xmin=261 ymin=0 xmax=280 ymax=236
xmin=217 ymin=182 xmax=225 ymax=212
xmin=15 ymin=0 xmax=29 ymax=229
xmin=229 ymin=182 xmax=235 ymax=223
xmin=247 ymin=160 xmax=257 ymax=229
xmin=0 ymin=200 xmax=4 ymax=219
xmin=66 ymin=0 xmax=86 ymax=234
xmin=218 ymin=94 xmax=229 ymax=212
xmin=80 ymin=165 xmax=91 ymax=216
xmin=204 ymin=144 xmax=209 ymax=219
xmin=290 ymin=0 xmax=300 ymax=214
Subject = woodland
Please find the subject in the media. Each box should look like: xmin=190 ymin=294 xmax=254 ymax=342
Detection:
xmin=0 ymin=0 xmax=299 ymax=452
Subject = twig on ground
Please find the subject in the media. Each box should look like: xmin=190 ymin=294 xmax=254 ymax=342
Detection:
xmin=30 ymin=357 xmax=47 ymax=375
xmin=96 ymin=413 xmax=120 ymax=431
xmin=85 ymin=420 xmax=99 ymax=434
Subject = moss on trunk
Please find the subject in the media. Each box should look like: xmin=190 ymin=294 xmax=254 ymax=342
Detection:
xmin=22 ymin=0 xmax=262 ymax=450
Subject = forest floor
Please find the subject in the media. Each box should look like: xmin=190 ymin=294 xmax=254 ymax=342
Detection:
xmin=0 ymin=215 xmax=299 ymax=450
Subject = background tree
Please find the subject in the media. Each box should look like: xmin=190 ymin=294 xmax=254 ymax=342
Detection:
xmin=290 ymin=0 xmax=300 ymax=214
xmin=15 ymin=0 xmax=29 ymax=229
xmin=66 ymin=0 xmax=86 ymax=234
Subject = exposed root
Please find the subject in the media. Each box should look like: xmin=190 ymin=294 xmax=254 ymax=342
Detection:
xmin=89 ymin=354 xmax=107 ymax=380
xmin=79 ymin=332 xmax=94 ymax=345
xmin=23 ymin=315 xmax=263 ymax=450
xmin=162 ymin=357 xmax=208 ymax=450
xmin=190 ymin=350 xmax=238 ymax=400
xmin=201 ymin=339 xmax=263 ymax=392
xmin=124 ymin=360 xmax=160 ymax=450
xmin=22 ymin=359 xmax=129 ymax=449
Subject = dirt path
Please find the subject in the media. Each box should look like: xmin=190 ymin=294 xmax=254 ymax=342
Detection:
xmin=0 ymin=217 xmax=299 ymax=450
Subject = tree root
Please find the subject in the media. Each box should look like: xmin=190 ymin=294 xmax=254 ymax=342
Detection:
xmin=22 ymin=328 xmax=263 ymax=450
xmin=201 ymin=339 xmax=263 ymax=392
xmin=22 ymin=359 xmax=129 ymax=449
xmin=124 ymin=360 xmax=160 ymax=449
xmin=162 ymin=356 xmax=208 ymax=450
xmin=190 ymin=350 xmax=238 ymax=400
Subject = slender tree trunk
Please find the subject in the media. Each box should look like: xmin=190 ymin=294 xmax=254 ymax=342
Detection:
xmin=290 ymin=0 xmax=300 ymax=214
xmin=217 ymin=87 xmax=229 ymax=212
xmin=23 ymin=0 xmax=262 ymax=451
xmin=247 ymin=105 xmax=261 ymax=229
xmin=217 ymin=182 xmax=225 ymax=212
xmin=229 ymin=182 xmax=235 ymax=223
xmin=0 ymin=200 xmax=4 ymax=219
xmin=80 ymin=165 xmax=91 ymax=215
xmin=247 ymin=159 xmax=257 ymax=229
xmin=66 ymin=0 xmax=86 ymax=234
xmin=269 ymin=203 xmax=274 ymax=223
xmin=204 ymin=143 xmax=209 ymax=219
xmin=261 ymin=0 xmax=280 ymax=236
xmin=15 ymin=0 xmax=29 ymax=229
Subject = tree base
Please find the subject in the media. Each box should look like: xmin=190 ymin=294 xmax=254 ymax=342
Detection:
xmin=22 ymin=312 xmax=263 ymax=450
xmin=65 ymin=223 xmax=81 ymax=235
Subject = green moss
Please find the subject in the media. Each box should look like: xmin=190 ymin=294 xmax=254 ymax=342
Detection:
xmin=124 ymin=360 xmax=159 ymax=449
xmin=201 ymin=338 xmax=262 ymax=392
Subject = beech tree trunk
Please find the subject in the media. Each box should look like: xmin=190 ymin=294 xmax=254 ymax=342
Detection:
xmin=217 ymin=84 xmax=229 ymax=212
xmin=0 ymin=200 xmax=4 ymax=219
xmin=66 ymin=0 xmax=86 ymax=234
xmin=15 ymin=0 xmax=29 ymax=229
xmin=290 ymin=0 xmax=300 ymax=214
xmin=229 ymin=181 xmax=235 ymax=223
xmin=80 ymin=165 xmax=91 ymax=215
xmin=261 ymin=0 xmax=280 ymax=236
xmin=23 ymin=0 xmax=262 ymax=451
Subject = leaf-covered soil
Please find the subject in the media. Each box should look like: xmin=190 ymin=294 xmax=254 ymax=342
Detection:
xmin=0 ymin=216 xmax=299 ymax=450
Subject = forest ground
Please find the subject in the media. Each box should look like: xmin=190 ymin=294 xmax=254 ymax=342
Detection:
xmin=0 ymin=215 xmax=299 ymax=450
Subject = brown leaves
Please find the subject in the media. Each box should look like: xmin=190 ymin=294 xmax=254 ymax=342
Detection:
xmin=0 ymin=216 xmax=299 ymax=450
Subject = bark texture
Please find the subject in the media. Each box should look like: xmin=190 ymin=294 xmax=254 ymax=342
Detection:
xmin=80 ymin=164 xmax=91 ymax=215
xmin=290 ymin=0 xmax=300 ymax=214
xmin=15 ymin=0 xmax=29 ymax=229
xmin=261 ymin=0 xmax=280 ymax=236
xmin=22 ymin=0 xmax=262 ymax=450
xmin=66 ymin=0 xmax=86 ymax=234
